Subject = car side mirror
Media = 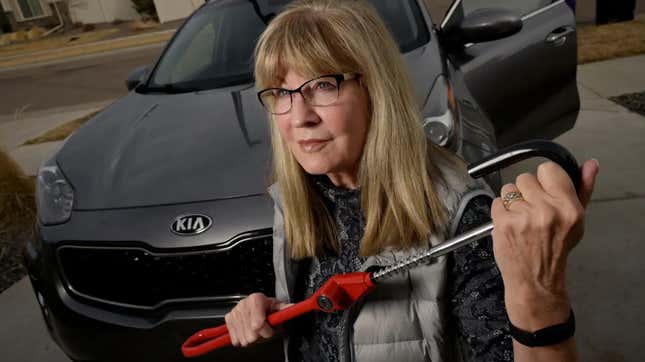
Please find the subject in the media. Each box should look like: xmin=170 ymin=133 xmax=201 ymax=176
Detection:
xmin=442 ymin=8 xmax=522 ymax=46
xmin=125 ymin=65 xmax=151 ymax=91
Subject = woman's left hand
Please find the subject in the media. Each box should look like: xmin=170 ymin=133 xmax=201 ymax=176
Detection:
xmin=490 ymin=159 xmax=599 ymax=330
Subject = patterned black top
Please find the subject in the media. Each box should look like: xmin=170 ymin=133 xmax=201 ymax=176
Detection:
xmin=291 ymin=176 xmax=513 ymax=361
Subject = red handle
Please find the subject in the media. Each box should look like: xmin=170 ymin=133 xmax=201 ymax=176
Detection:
xmin=182 ymin=325 xmax=231 ymax=357
xmin=181 ymin=272 xmax=375 ymax=358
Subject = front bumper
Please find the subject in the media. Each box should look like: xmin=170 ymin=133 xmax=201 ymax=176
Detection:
xmin=23 ymin=195 xmax=283 ymax=362
xmin=24 ymin=230 xmax=283 ymax=362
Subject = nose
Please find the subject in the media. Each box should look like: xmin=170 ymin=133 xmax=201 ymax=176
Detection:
xmin=289 ymin=91 xmax=320 ymax=128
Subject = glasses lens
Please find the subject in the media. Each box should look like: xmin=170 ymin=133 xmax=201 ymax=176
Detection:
xmin=303 ymin=76 xmax=340 ymax=106
xmin=260 ymin=89 xmax=291 ymax=114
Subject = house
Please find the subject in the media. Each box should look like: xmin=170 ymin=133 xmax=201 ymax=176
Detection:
xmin=0 ymin=0 xmax=206 ymax=33
xmin=153 ymin=0 xmax=204 ymax=23
xmin=3 ymin=0 xmax=643 ymax=35
xmin=0 ymin=0 xmax=141 ymax=31
xmin=578 ymin=0 xmax=645 ymax=24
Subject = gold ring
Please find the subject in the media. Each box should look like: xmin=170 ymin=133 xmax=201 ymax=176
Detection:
xmin=502 ymin=191 xmax=525 ymax=209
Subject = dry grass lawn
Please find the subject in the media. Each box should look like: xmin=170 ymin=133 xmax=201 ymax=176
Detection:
xmin=0 ymin=28 xmax=120 ymax=58
xmin=0 ymin=148 xmax=35 ymax=292
xmin=0 ymin=30 xmax=172 ymax=69
xmin=578 ymin=16 xmax=645 ymax=64
xmin=22 ymin=110 xmax=102 ymax=146
xmin=15 ymin=18 xmax=645 ymax=147
xmin=0 ymin=147 xmax=35 ymax=240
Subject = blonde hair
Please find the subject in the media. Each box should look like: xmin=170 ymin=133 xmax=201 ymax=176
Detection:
xmin=255 ymin=0 xmax=449 ymax=258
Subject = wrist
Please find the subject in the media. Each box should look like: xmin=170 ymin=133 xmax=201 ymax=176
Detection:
xmin=505 ymin=291 xmax=571 ymax=331
xmin=509 ymin=309 xmax=576 ymax=348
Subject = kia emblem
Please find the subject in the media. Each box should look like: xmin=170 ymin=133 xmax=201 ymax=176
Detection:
xmin=171 ymin=214 xmax=212 ymax=236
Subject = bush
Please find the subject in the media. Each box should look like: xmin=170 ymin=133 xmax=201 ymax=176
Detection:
xmin=0 ymin=147 xmax=35 ymax=241
xmin=0 ymin=148 xmax=34 ymax=292
xmin=82 ymin=23 xmax=95 ymax=32
xmin=131 ymin=0 xmax=158 ymax=20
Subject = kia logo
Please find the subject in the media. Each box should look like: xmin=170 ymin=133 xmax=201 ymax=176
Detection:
xmin=171 ymin=214 xmax=212 ymax=236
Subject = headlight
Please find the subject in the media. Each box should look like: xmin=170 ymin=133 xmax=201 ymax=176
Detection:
xmin=422 ymin=76 xmax=460 ymax=150
xmin=36 ymin=162 xmax=74 ymax=225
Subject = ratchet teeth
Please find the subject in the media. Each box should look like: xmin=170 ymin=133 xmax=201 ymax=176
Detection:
xmin=372 ymin=250 xmax=433 ymax=281
xmin=371 ymin=223 xmax=494 ymax=282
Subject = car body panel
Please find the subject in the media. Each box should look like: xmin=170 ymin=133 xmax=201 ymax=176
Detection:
xmin=25 ymin=0 xmax=580 ymax=361
xmin=442 ymin=0 xmax=579 ymax=147
xmin=57 ymin=86 xmax=271 ymax=210
xmin=57 ymin=49 xmax=440 ymax=210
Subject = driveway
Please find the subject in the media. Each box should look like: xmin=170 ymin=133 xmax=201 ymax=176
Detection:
xmin=1 ymin=55 xmax=645 ymax=362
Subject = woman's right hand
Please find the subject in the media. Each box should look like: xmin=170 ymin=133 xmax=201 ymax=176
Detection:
xmin=224 ymin=292 xmax=290 ymax=347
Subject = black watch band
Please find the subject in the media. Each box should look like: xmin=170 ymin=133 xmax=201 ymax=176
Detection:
xmin=508 ymin=309 xmax=575 ymax=347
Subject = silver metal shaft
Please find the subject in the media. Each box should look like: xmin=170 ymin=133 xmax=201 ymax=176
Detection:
xmin=371 ymin=222 xmax=494 ymax=282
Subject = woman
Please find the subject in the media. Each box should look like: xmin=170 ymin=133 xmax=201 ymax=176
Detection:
xmin=224 ymin=1 xmax=599 ymax=361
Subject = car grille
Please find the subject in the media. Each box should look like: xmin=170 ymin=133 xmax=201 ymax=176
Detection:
xmin=57 ymin=233 xmax=275 ymax=309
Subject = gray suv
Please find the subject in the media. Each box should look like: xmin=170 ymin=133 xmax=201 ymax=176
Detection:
xmin=24 ymin=0 xmax=579 ymax=361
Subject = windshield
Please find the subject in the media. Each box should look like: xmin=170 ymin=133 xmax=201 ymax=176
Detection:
xmin=147 ymin=0 xmax=430 ymax=92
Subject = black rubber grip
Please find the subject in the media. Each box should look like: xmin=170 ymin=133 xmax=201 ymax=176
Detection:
xmin=467 ymin=139 xmax=581 ymax=192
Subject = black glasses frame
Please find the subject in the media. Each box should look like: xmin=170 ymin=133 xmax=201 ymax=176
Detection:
xmin=257 ymin=73 xmax=360 ymax=115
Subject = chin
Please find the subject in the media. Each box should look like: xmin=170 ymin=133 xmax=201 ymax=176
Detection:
xmin=300 ymin=163 xmax=331 ymax=176
xmin=295 ymin=157 xmax=333 ymax=176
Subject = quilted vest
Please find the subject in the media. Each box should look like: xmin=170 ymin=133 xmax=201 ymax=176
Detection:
xmin=268 ymin=153 xmax=493 ymax=362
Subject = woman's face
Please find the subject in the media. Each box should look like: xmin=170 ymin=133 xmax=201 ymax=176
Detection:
xmin=274 ymin=70 xmax=370 ymax=187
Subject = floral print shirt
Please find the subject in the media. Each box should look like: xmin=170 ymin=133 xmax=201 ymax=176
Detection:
xmin=292 ymin=176 xmax=513 ymax=362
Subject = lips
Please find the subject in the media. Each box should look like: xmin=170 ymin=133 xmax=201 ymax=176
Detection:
xmin=298 ymin=139 xmax=330 ymax=153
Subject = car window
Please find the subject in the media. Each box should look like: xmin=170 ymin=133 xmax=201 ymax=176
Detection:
xmin=152 ymin=1 xmax=267 ymax=88
xmin=370 ymin=0 xmax=430 ymax=52
xmin=148 ymin=0 xmax=429 ymax=91
xmin=462 ymin=0 xmax=553 ymax=17
xmin=165 ymin=22 xmax=217 ymax=84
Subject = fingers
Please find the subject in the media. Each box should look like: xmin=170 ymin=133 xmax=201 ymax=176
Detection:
xmin=247 ymin=294 xmax=274 ymax=341
xmin=256 ymin=322 xmax=275 ymax=339
xmin=536 ymin=161 xmax=577 ymax=202
xmin=500 ymin=182 xmax=529 ymax=212
xmin=578 ymin=159 xmax=600 ymax=208
xmin=515 ymin=172 xmax=545 ymax=203
xmin=490 ymin=196 xmax=510 ymax=223
xmin=224 ymin=293 xmax=277 ymax=347
xmin=273 ymin=302 xmax=294 ymax=311
xmin=224 ymin=308 xmax=241 ymax=347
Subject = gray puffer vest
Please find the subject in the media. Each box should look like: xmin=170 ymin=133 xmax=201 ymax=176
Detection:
xmin=268 ymin=155 xmax=493 ymax=362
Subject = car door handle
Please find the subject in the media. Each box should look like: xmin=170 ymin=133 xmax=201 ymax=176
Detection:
xmin=546 ymin=26 xmax=575 ymax=46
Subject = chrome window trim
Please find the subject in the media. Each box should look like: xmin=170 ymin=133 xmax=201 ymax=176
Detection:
xmin=521 ymin=0 xmax=565 ymax=20
xmin=441 ymin=0 xmax=565 ymax=29
xmin=440 ymin=0 xmax=462 ymax=29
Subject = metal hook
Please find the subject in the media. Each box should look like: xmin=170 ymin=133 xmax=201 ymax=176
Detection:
xmin=181 ymin=139 xmax=581 ymax=357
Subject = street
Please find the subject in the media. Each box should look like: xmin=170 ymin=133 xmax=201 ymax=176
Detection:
xmin=1 ymin=49 xmax=644 ymax=362
xmin=0 ymin=45 xmax=164 ymax=118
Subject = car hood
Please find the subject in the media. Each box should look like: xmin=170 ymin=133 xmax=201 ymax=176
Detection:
xmin=57 ymin=46 xmax=441 ymax=210
xmin=57 ymin=84 xmax=272 ymax=210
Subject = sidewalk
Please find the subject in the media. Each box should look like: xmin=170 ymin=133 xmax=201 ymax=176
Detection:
xmin=0 ymin=278 xmax=68 ymax=362
xmin=501 ymin=55 xmax=645 ymax=362
xmin=0 ymin=100 xmax=112 ymax=175
xmin=0 ymin=55 xmax=644 ymax=362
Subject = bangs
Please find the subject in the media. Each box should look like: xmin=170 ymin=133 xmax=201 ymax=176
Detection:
xmin=255 ymin=8 xmax=360 ymax=89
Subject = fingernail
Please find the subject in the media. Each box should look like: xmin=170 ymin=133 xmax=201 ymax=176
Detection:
xmin=591 ymin=158 xmax=600 ymax=173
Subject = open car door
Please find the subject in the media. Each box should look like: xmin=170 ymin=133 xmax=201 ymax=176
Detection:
xmin=439 ymin=0 xmax=579 ymax=147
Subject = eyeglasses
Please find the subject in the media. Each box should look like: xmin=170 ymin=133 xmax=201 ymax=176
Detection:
xmin=257 ymin=73 xmax=360 ymax=115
